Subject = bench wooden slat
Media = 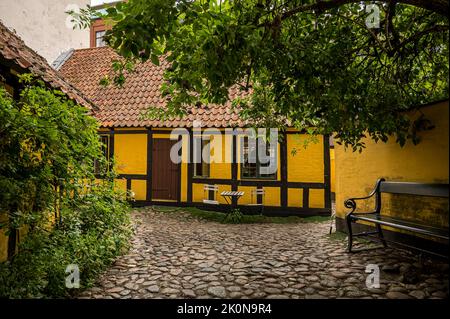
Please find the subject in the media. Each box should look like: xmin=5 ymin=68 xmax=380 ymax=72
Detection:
xmin=379 ymin=182 xmax=449 ymax=197
xmin=351 ymin=213 xmax=449 ymax=240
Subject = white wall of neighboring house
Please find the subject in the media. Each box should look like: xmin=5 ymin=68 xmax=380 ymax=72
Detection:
xmin=91 ymin=0 xmax=119 ymax=7
xmin=0 ymin=0 xmax=91 ymax=64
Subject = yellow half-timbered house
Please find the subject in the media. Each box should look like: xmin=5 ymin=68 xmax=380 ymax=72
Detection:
xmin=59 ymin=47 xmax=334 ymax=216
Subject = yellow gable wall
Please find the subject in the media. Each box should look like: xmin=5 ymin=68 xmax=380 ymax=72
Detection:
xmin=335 ymin=100 xmax=449 ymax=229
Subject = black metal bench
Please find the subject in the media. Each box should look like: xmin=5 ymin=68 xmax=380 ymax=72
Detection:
xmin=345 ymin=178 xmax=449 ymax=258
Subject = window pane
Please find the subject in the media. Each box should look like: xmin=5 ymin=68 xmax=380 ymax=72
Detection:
xmin=194 ymin=162 xmax=202 ymax=177
xmin=95 ymin=135 xmax=109 ymax=174
xmin=259 ymin=142 xmax=277 ymax=178
xmin=101 ymin=135 xmax=109 ymax=159
xmin=193 ymin=139 xmax=210 ymax=177
xmin=242 ymin=137 xmax=257 ymax=178
xmin=241 ymin=136 xmax=277 ymax=179
xmin=96 ymin=31 xmax=106 ymax=47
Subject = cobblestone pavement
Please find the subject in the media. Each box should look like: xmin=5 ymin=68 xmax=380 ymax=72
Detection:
xmin=78 ymin=209 xmax=449 ymax=299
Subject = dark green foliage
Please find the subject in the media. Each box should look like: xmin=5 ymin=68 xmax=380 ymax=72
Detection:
xmin=0 ymin=182 xmax=131 ymax=298
xmin=0 ymin=76 xmax=131 ymax=298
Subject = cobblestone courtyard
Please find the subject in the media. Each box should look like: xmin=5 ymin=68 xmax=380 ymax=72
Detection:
xmin=78 ymin=209 xmax=449 ymax=299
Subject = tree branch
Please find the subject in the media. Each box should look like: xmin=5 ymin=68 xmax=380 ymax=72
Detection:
xmin=392 ymin=24 xmax=449 ymax=53
xmin=385 ymin=1 xmax=400 ymax=50
xmin=278 ymin=0 xmax=449 ymax=21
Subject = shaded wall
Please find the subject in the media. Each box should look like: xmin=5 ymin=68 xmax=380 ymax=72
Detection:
xmin=335 ymin=100 xmax=449 ymax=234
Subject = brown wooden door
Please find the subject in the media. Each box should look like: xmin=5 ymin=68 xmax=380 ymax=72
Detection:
xmin=151 ymin=138 xmax=180 ymax=200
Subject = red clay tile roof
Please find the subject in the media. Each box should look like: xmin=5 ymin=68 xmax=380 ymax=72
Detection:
xmin=59 ymin=46 xmax=248 ymax=128
xmin=0 ymin=20 xmax=95 ymax=110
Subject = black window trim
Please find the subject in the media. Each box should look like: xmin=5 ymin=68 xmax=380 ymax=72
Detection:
xmin=94 ymin=134 xmax=110 ymax=175
xmin=193 ymin=137 xmax=211 ymax=178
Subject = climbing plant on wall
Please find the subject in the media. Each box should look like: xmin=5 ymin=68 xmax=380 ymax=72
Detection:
xmin=0 ymin=75 xmax=102 ymax=254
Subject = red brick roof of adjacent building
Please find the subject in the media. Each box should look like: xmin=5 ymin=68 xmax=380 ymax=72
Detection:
xmin=0 ymin=21 xmax=95 ymax=111
xmin=59 ymin=46 xmax=249 ymax=128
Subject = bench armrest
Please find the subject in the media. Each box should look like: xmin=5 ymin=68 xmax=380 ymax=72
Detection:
xmin=344 ymin=196 xmax=376 ymax=215
xmin=344 ymin=178 xmax=385 ymax=215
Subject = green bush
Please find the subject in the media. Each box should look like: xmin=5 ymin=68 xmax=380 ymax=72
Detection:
xmin=0 ymin=181 xmax=131 ymax=298
xmin=0 ymin=76 xmax=131 ymax=298
xmin=224 ymin=208 xmax=243 ymax=224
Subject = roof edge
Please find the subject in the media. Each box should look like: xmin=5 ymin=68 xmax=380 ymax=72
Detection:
xmin=407 ymin=98 xmax=449 ymax=112
xmin=51 ymin=49 xmax=74 ymax=71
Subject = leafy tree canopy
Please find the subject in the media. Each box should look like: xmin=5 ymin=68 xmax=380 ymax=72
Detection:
xmin=75 ymin=0 xmax=449 ymax=149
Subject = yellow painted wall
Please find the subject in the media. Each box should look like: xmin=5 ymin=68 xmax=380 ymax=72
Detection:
xmin=131 ymin=180 xmax=147 ymax=201
xmin=236 ymin=186 xmax=257 ymax=205
xmin=335 ymin=100 xmax=449 ymax=231
xmin=263 ymin=187 xmax=281 ymax=206
xmin=114 ymin=178 xmax=127 ymax=199
xmin=181 ymin=135 xmax=189 ymax=202
xmin=209 ymin=134 xmax=232 ymax=179
xmin=286 ymin=134 xmax=327 ymax=208
xmin=287 ymin=134 xmax=324 ymax=183
xmin=114 ymin=132 xmax=147 ymax=175
xmin=310 ymin=189 xmax=325 ymax=208
xmin=114 ymin=130 xmax=147 ymax=200
xmin=288 ymin=188 xmax=303 ymax=207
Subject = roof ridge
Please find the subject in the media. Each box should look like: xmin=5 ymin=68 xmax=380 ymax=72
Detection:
xmin=72 ymin=46 xmax=113 ymax=52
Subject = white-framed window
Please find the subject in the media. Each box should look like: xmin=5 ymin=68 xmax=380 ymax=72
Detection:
xmin=95 ymin=30 xmax=106 ymax=47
